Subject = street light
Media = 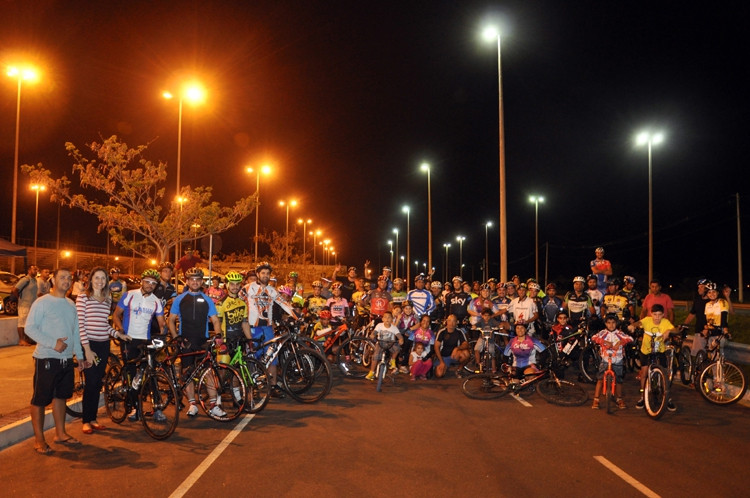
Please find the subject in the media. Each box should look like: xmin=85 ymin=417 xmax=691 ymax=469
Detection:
xmin=529 ymin=196 xmax=544 ymax=282
xmin=414 ymin=260 xmax=419 ymax=276
xmin=279 ymin=199 xmax=298 ymax=263
xmin=175 ymin=196 xmax=186 ymax=263
xmin=402 ymin=205 xmax=411 ymax=285
xmin=484 ymin=221 xmax=493 ymax=282
xmin=400 ymin=255 xmax=405 ymax=278
xmin=311 ymin=230 xmax=322 ymax=265
xmin=323 ymin=239 xmax=331 ymax=265
xmin=392 ymin=228 xmax=399 ymax=279
xmin=482 ymin=25 xmax=508 ymax=282
xmin=30 ymin=184 xmax=46 ymax=265
xmin=420 ymin=162 xmax=432 ymax=272
xmin=636 ymin=130 xmax=665 ymax=283
xmin=388 ymin=239 xmax=394 ymax=271
xmin=297 ymin=218 xmax=312 ymax=264
xmin=443 ymin=243 xmax=451 ymax=282
xmin=191 ymin=223 xmax=201 ymax=250
xmin=7 ymin=64 xmax=40 ymax=274
xmin=246 ymin=164 xmax=271 ymax=262
xmin=163 ymin=81 xmax=206 ymax=199
xmin=456 ymin=236 xmax=466 ymax=280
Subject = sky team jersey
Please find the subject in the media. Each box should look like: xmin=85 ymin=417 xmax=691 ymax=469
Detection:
xmin=639 ymin=317 xmax=674 ymax=354
xmin=326 ymin=297 xmax=350 ymax=319
xmin=217 ymin=295 xmax=248 ymax=340
xmin=407 ymin=288 xmax=434 ymax=316
xmin=446 ymin=291 xmax=471 ymax=320
xmin=170 ymin=291 xmax=218 ymax=338
xmin=602 ymin=294 xmax=629 ymax=320
xmin=704 ymin=299 xmax=729 ymax=330
xmin=118 ymin=290 xmax=164 ymax=340
xmin=504 ymin=336 xmax=545 ymax=368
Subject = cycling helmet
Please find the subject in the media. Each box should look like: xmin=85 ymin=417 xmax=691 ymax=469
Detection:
xmin=697 ymin=278 xmax=709 ymax=286
xmin=705 ymin=281 xmax=717 ymax=291
xmin=312 ymin=280 xmax=322 ymax=288
xmin=546 ymin=282 xmax=557 ymax=290
xmin=526 ymin=278 xmax=537 ymax=284
xmin=393 ymin=278 xmax=404 ymax=285
xmin=141 ymin=269 xmax=160 ymax=281
xmin=452 ymin=276 xmax=463 ymax=283
xmin=480 ymin=283 xmax=492 ymax=291
xmin=518 ymin=283 xmax=528 ymax=289
xmin=288 ymin=271 xmax=299 ymax=279
xmin=377 ymin=275 xmax=388 ymax=282
xmin=382 ymin=266 xmax=392 ymax=272
xmin=528 ymin=282 xmax=540 ymax=292
xmin=255 ymin=261 xmax=272 ymax=273
xmin=331 ymin=282 xmax=343 ymax=290
xmin=225 ymin=271 xmax=243 ymax=283
xmin=185 ymin=267 xmax=204 ymax=279
xmin=158 ymin=261 xmax=174 ymax=271
xmin=586 ymin=274 xmax=598 ymax=282
xmin=607 ymin=278 xmax=620 ymax=287
xmin=487 ymin=278 xmax=498 ymax=285
xmin=595 ymin=246 xmax=605 ymax=253
xmin=430 ymin=281 xmax=442 ymax=289
xmin=319 ymin=310 xmax=332 ymax=320
xmin=109 ymin=267 xmax=120 ymax=274
xmin=623 ymin=276 xmax=636 ymax=284
xmin=573 ymin=276 xmax=585 ymax=283
xmin=414 ymin=274 xmax=425 ymax=282
xmin=278 ymin=285 xmax=293 ymax=297
xmin=504 ymin=281 xmax=516 ymax=288
xmin=347 ymin=266 xmax=357 ymax=273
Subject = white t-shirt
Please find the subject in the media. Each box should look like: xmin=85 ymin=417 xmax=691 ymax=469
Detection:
xmin=374 ymin=323 xmax=401 ymax=342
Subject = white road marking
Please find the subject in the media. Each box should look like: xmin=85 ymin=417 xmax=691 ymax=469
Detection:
xmin=169 ymin=414 xmax=255 ymax=498
xmin=594 ymin=455 xmax=661 ymax=498
xmin=511 ymin=394 xmax=533 ymax=407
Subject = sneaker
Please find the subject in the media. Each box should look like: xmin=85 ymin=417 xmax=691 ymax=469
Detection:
xmin=209 ymin=404 xmax=227 ymax=418
xmin=365 ymin=371 xmax=375 ymax=381
xmin=153 ymin=409 xmax=167 ymax=423
xmin=667 ymin=400 xmax=676 ymax=412
xmin=635 ymin=398 xmax=645 ymax=409
xmin=617 ymin=398 xmax=627 ymax=410
xmin=270 ymin=386 xmax=286 ymax=398
xmin=591 ymin=398 xmax=600 ymax=409
xmin=187 ymin=404 xmax=199 ymax=417
xmin=399 ymin=366 xmax=409 ymax=374
xmin=127 ymin=409 xmax=139 ymax=422
xmin=389 ymin=359 xmax=397 ymax=370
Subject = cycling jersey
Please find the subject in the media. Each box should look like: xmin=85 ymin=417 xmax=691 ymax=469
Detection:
xmin=243 ymin=282 xmax=295 ymax=326
xmin=326 ymin=296 xmax=350 ymax=319
xmin=467 ymin=297 xmax=499 ymax=325
xmin=704 ymin=299 xmax=729 ymax=330
xmin=504 ymin=336 xmax=545 ymax=368
xmin=590 ymin=258 xmax=611 ymax=292
xmin=216 ymin=295 xmax=248 ymax=342
xmin=508 ymin=297 xmax=538 ymax=332
xmin=333 ymin=276 xmax=357 ymax=301
xmin=407 ymin=288 xmax=434 ymax=317
xmin=586 ymin=289 xmax=603 ymax=315
xmin=435 ymin=328 xmax=467 ymax=357
xmin=391 ymin=290 xmax=408 ymax=305
xmin=109 ymin=279 xmax=127 ymax=310
xmin=170 ymin=291 xmax=218 ymax=339
xmin=445 ymin=291 xmax=471 ymax=321
xmin=352 ymin=290 xmax=370 ymax=316
xmin=564 ymin=292 xmax=592 ymax=324
xmin=364 ymin=289 xmax=392 ymax=317
xmin=206 ymin=286 xmax=227 ymax=305
xmin=602 ymin=293 xmax=629 ymax=320
xmin=540 ymin=296 xmax=563 ymax=326
xmin=305 ymin=296 xmax=328 ymax=316
xmin=592 ymin=329 xmax=633 ymax=363
xmin=118 ymin=290 xmax=164 ymax=340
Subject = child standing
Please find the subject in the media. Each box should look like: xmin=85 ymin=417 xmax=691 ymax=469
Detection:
xmin=591 ymin=314 xmax=633 ymax=409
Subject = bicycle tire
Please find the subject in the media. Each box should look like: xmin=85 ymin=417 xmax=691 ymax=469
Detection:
xmin=198 ymin=364 xmax=246 ymax=421
xmin=697 ymin=360 xmax=747 ymax=405
xmin=604 ymin=373 xmax=615 ymax=414
xmin=104 ymin=364 xmax=128 ymax=423
xmin=336 ymin=337 xmax=376 ymax=378
xmin=578 ymin=345 xmax=600 ymax=384
xmin=65 ymin=360 xmax=85 ymax=418
xmin=282 ymin=348 xmax=333 ymax=403
xmin=679 ymin=346 xmax=692 ymax=385
xmin=239 ymin=357 xmax=270 ymax=414
xmin=376 ymin=362 xmax=386 ymax=392
xmin=537 ymin=378 xmax=589 ymax=406
xmin=693 ymin=350 xmax=707 ymax=390
xmin=644 ymin=366 xmax=668 ymax=419
xmin=461 ymin=373 xmax=511 ymax=400
xmin=462 ymin=340 xmax=479 ymax=374
xmin=138 ymin=369 xmax=179 ymax=440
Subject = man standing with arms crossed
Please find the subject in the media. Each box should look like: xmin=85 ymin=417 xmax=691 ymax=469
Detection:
xmin=26 ymin=268 xmax=85 ymax=454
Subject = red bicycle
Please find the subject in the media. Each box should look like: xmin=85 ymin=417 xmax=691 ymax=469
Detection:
xmin=600 ymin=346 xmax=617 ymax=414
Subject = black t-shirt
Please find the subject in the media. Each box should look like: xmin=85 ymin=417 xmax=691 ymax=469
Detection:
xmin=689 ymin=291 xmax=709 ymax=333
xmin=435 ymin=328 xmax=467 ymax=357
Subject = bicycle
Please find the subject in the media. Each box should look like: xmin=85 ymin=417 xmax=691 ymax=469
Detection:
xmin=161 ymin=335 xmax=247 ymax=422
xmin=695 ymin=330 xmax=747 ymax=405
xmin=226 ymin=337 xmax=271 ymax=414
xmin=372 ymin=339 xmax=399 ymax=392
xmin=599 ymin=346 xmax=617 ymax=414
xmin=66 ymin=351 xmax=122 ymax=418
xmin=336 ymin=333 xmax=376 ymax=378
xmin=641 ymin=329 xmax=669 ymax=420
xmin=103 ymin=336 xmax=179 ymax=440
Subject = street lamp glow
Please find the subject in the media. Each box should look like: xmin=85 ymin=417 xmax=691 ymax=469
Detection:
xmin=529 ymin=195 xmax=545 ymax=282
xmin=392 ymin=228 xmax=400 ymax=279
xmin=529 ymin=195 xmax=545 ymax=204
xmin=456 ymin=236 xmax=466 ymax=279
xmin=482 ymin=26 xmax=499 ymax=41
xmin=484 ymin=221 xmax=493 ymax=281
xmin=420 ymin=162 xmax=433 ymax=272
xmin=636 ymin=129 xmax=665 ymax=282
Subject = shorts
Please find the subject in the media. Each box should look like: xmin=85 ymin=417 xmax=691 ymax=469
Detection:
xmin=638 ymin=351 xmax=667 ymax=368
xmin=597 ymin=361 xmax=624 ymax=383
xmin=17 ymin=305 xmax=31 ymax=328
xmin=252 ymin=326 xmax=278 ymax=366
xmin=31 ymin=357 xmax=74 ymax=406
xmin=474 ymin=337 xmax=496 ymax=355
xmin=440 ymin=356 xmax=457 ymax=368
xmin=179 ymin=335 xmax=208 ymax=369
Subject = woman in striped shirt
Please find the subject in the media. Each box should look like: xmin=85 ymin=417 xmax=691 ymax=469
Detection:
xmin=76 ymin=267 xmax=128 ymax=434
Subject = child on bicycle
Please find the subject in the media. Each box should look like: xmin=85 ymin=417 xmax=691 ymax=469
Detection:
xmin=628 ymin=304 xmax=677 ymax=411
xmin=366 ymin=311 xmax=404 ymax=380
xmin=473 ymin=308 xmax=503 ymax=373
xmin=591 ymin=313 xmax=633 ymax=409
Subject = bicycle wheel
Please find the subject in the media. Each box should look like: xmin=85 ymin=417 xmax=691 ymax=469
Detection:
xmin=644 ymin=366 xmax=668 ymax=419
xmin=693 ymin=350 xmax=707 ymax=390
xmin=198 ymin=364 xmax=246 ymax=421
xmin=537 ymin=378 xmax=589 ymax=406
xmin=461 ymin=373 xmax=511 ymax=400
xmin=375 ymin=362 xmax=386 ymax=392
xmin=578 ymin=345 xmax=600 ymax=383
xmin=604 ymin=374 xmax=615 ymax=414
xmin=697 ymin=360 xmax=747 ymax=405
xmin=65 ymin=360 xmax=85 ymax=418
xmin=240 ymin=357 xmax=270 ymax=414
xmin=462 ymin=340 xmax=479 ymax=374
xmin=679 ymin=347 xmax=692 ymax=385
xmin=138 ymin=369 xmax=179 ymax=440
xmin=337 ymin=337 xmax=376 ymax=378
xmin=282 ymin=348 xmax=333 ymax=403
xmin=104 ymin=364 xmax=128 ymax=423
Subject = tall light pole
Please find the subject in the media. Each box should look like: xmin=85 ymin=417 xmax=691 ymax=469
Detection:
xmin=7 ymin=65 xmax=39 ymax=274
xmin=636 ymin=131 xmax=664 ymax=283
xmin=443 ymin=243 xmax=451 ymax=282
xmin=163 ymin=82 xmax=206 ymax=199
xmin=456 ymin=236 xmax=466 ymax=280
xmin=482 ymin=26 xmax=508 ymax=283
xmin=400 ymin=255 xmax=405 ymax=278
xmin=279 ymin=199 xmax=298 ymax=263
xmin=246 ymin=165 xmax=271 ymax=262
xmin=388 ymin=240 xmax=394 ymax=271
xmin=392 ymin=228 xmax=399 ymax=279
xmin=484 ymin=221 xmax=493 ymax=282
xmin=297 ymin=218 xmax=312 ymax=264
xmin=414 ymin=260 xmax=419 ymax=276
xmin=175 ymin=196 xmax=186 ymax=263
xmin=30 ymin=184 xmax=46 ymax=266
xmin=420 ymin=162 xmax=432 ymax=272
xmin=529 ymin=196 xmax=544 ymax=282
xmin=402 ymin=205 xmax=411 ymax=285
xmin=311 ymin=230 xmax=321 ymax=265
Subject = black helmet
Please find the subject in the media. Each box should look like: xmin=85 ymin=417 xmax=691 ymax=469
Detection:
xmin=255 ymin=261 xmax=273 ymax=273
xmin=185 ymin=267 xmax=204 ymax=279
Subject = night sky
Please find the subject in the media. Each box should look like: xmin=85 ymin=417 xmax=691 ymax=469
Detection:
xmin=2 ymin=1 xmax=748 ymax=293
